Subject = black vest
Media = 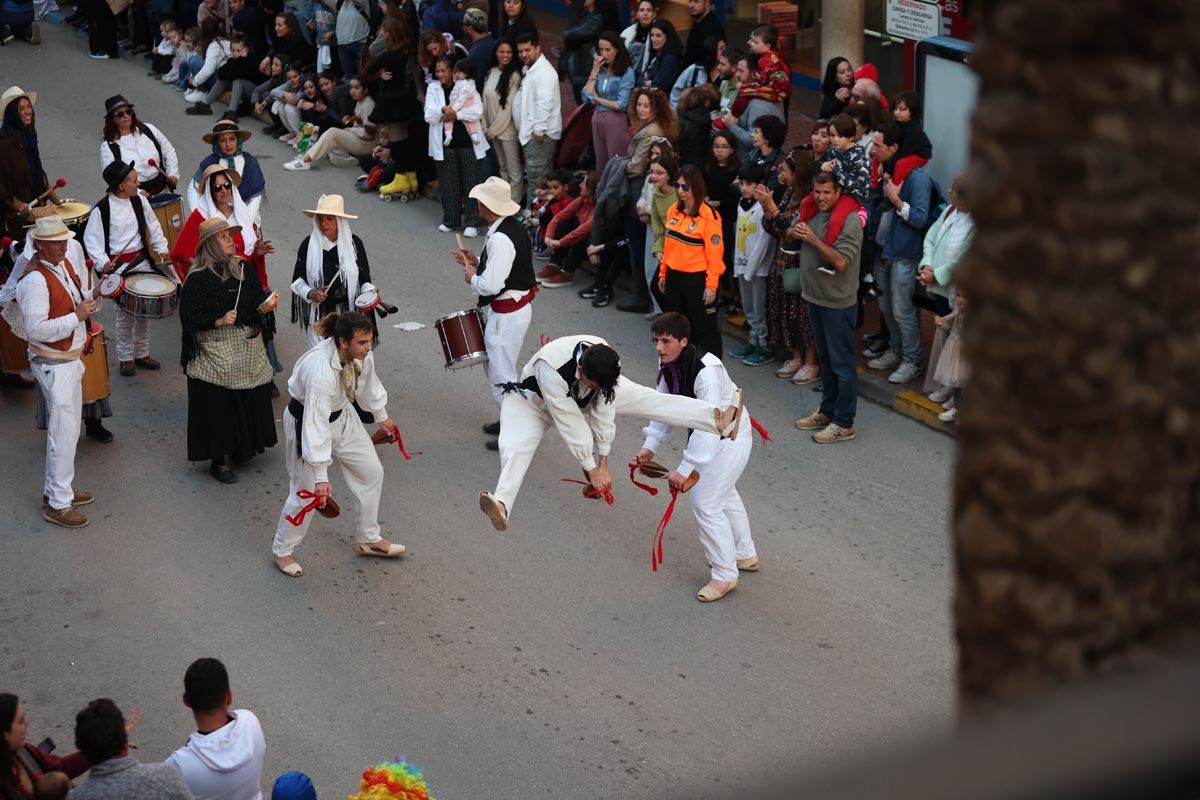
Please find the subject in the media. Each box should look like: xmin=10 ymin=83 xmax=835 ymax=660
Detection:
xmin=513 ymin=342 xmax=595 ymax=408
xmin=97 ymin=195 xmax=152 ymax=262
xmin=658 ymin=345 xmax=708 ymax=438
xmin=476 ymin=215 xmax=535 ymax=307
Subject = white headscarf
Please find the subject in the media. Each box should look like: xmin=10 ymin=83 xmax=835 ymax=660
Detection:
xmin=304 ymin=215 xmax=359 ymax=320
xmin=197 ymin=172 xmax=258 ymax=256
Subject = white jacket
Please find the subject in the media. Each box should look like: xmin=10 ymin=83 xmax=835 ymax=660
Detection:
xmin=424 ymin=81 xmax=489 ymax=161
xmin=191 ymin=39 xmax=232 ymax=87
xmin=165 ymin=709 xmax=266 ymax=800
xmin=515 ymin=54 xmax=562 ymax=145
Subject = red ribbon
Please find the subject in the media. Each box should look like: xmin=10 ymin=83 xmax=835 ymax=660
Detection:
xmin=627 ymin=460 xmax=659 ymax=496
xmin=561 ymin=477 xmax=614 ymax=505
xmin=387 ymin=426 xmax=422 ymax=461
xmin=749 ymin=415 xmax=772 ymax=443
xmin=651 ymin=489 xmax=681 ymax=572
xmin=285 ymin=489 xmax=323 ymax=526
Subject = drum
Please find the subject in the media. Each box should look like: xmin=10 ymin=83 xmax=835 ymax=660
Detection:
xmin=121 ymin=273 xmax=179 ymax=319
xmin=354 ymin=288 xmax=382 ymax=313
xmin=149 ymin=193 xmax=184 ymax=253
xmin=257 ymin=290 xmax=279 ymax=314
xmin=0 ymin=311 xmax=29 ymax=374
xmin=434 ymin=308 xmax=488 ymax=369
xmin=52 ymin=200 xmax=93 ymax=238
xmin=99 ymin=273 xmax=126 ymax=300
xmin=81 ymin=325 xmax=110 ymax=404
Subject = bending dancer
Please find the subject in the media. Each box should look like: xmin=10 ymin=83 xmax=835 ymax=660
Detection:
xmin=271 ymin=311 xmax=406 ymax=577
xmin=478 ymin=334 xmax=745 ymax=531
xmin=634 ymin=313 xmax=758 ymax=603
xmin=290 ymin=194 xmax=378 ymax=349
xmin=452 ymin=176 xmax=536 ymax=451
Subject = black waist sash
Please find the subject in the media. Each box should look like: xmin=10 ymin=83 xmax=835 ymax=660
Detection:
xmin=287 ymin=397 xmax=344 ymax=458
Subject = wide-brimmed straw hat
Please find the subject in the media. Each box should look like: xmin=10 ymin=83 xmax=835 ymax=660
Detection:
xmin=202 ymin=115 xmax=252 ymax=144
xmin=198 ymin=163 xmax=243 ymax=193
xmin=0 ymin=86 xmax=36 ymax=116
xmin=302 ymin=194 xmax=358 ymax=220
xmin=469 ymin=176 xmax=520 ymax=218
xmin=196 ymin=216 xmax=242 ymax=247
xmin=29 ymin=216 xmax=75 ymax=242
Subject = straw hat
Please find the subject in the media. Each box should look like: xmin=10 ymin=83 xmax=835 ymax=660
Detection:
xmin=29 ymin=216 xmax=75 ymax=242
xmin=0 ymin=86 xmax=36 ymax=116
xmin=469 ymin=177 xmax=520 ymax=218
xmin=196 ymin=216 xmax=242 ymax=247
xmin=202 ymin=115 xmax=252 ymax=144
xmin=302 ymin=194 xmax=358 ymax=219
xmin=198 ymin=163 xmax=243 ymax=194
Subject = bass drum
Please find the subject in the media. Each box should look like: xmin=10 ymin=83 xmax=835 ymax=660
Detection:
xmin=81 ymin=325 xmax=110 ymax=404
xmin=149 ymin=193 xmax=185 ymax=254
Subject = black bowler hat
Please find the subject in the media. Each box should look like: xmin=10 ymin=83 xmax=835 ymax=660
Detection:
xmin=104 ymin=95 xmax=132 ymax=117
xmin=102 ymin=160 xmax=135 ymax=192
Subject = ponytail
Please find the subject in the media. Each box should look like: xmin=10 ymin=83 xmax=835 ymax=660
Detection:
xmin=315 ymin=310 xmax=373 ymax=344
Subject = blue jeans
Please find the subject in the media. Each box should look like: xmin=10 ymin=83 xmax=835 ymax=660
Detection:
xmin=808 ymin=303 xmax=858 ymax=428
xmin=875 ymin=256 xmax=921 ymax=364
xmin=185 ymin=54 xmax=215 ymax=91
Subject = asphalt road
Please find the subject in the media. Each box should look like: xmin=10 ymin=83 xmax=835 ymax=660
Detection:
xmin=0 ymin=29 xmax=957 ymax=799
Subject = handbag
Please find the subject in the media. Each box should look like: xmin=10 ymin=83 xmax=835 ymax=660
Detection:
xmin=782 ymin=265 xmax=803 ymax=295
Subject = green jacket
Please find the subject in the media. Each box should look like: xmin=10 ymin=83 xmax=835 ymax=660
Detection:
xmin=921 ymin=206 xmax=975 ymax=298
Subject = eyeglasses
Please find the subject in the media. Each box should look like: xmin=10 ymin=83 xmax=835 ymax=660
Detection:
xmin=675 ymin=182 xmax=690 ymax=191
xmin=113 ymin=109 xmax=132 ymax=118
xmin=212 ymin=182 xmax=233 ymax=192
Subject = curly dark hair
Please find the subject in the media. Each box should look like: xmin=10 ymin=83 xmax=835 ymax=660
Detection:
xmin=74 ymin=699 xmax=127 ymax=764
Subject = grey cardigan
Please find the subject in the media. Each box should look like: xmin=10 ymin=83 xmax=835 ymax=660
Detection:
xmin=67 ymin=757 xmax=193 ymax=800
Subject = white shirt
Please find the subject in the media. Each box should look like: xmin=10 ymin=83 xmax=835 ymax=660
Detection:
xmin=516 ymin=55 xmax=562 ymax=145
xmin=642 ymin=351 xmax=740 ymax=477
xmin=83 ymin=194 xmax=169 ymax=268
xmin=99 ymin=122 xmax=180 ymax=182
xmin=733 ymin=201 xmax=774 ymax=279
xmin=15 ymin=256 xmax=88 ymax=356
xmin=520 ymin=335 xmax=614 ymax=470
xmin=286 ymin=337 xmax=389 ymax=482
xmin=469 ymin=217 xmax=530 ymax=304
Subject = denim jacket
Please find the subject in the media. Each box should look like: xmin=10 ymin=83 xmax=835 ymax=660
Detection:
xmin=582 ymin=68 xmax=634 ymax=114
xmin=882 ymin=166 xmax=935 ymax=261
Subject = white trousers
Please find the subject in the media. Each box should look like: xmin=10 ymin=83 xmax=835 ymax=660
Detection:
xmin=483 ymin=305 xmax=532 ymax=409
xmin=271 ymin=410 xmax=385 ymax=557
xmin=30 ymin=358 xmax=84 ymax=510
xmin=114 ymin=306 xmax=150 ymax=361
xmin=688 ymin=422 xmax=755 ymax=582
xmin=493 ymin=376 xmax=722 ymax=515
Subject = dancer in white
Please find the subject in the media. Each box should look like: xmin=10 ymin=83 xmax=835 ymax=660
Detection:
xmin=634 ymin=313 xmax=758 ymax=602
xmin=271 ymin=311 xmax=406 ymax=577
xmin=16 ymin=217 xmax=98 ymax=528
xmin=452 ymin=177 xmax=535 ymax=450
xmin=478 ymin=334 xmax=745 ymax=531
xmin=82 ymin=159 xmax=170 ymax=377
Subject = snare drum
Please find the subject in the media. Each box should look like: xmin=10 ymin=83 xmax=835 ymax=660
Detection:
xmin=99 ymin=273 xmax=126 ymax=300
xmin=149 ymin=193 xmax=185 ymax=253
xmin=434 ymin=308 xmax=488 ymax=369
xmin=52 ymin=200 xmax=93 ymax=238
xmin=81 ymin=325 xmax=110 ymax=404
xmin=121 ymin=273 xmax=179 ymax=319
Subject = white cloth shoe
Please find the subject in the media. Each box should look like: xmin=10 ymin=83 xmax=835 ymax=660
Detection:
xmin=463 ymin=226 xmax=479 ymax=238
xmin=867 ymin=350 xmax=901 ymax=370
xmin=928 ymin=387 xmax=952 ymax=404
xmin=438 ymin=224 xmax=454 ymax=233
xmin=283 ymin=157 xmax=311 ymax=171
xmin=938 ymin=407 xmax=958 ymax=423
xmin=887 ymin=360 xmax=923 ymax=384
xmin=183 ymin=89 xmax=205 ymax=102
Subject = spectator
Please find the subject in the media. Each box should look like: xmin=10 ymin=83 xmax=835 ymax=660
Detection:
xmin=844 ymin=98 xmax=886 ymax=162
xmin=809 ymin=116 xmax=831 ymax=161
xmin=365 ymin=17 xmax=422 ymax=198
xmin=676 ymin=82 xmax=718 ymax=168
xmin=726 ymin=24 xmax=790 ymax=120
xmin=925 ymin=289 xmax=967 ymax=422
xmin=293 ymin=74 xmax=329 ymax=134
xmin=582 ymin=30 xmax=635 ymax=169
xmin=668 ymin=41 xmax=722 ymax=111
xmin=495 ymin=0 xmax=535 ymax=45
xmin=183 ymin=16 xmax=232 ymax=102
xmin=850 ymin=76 xmax=885 ymax=108
xmin=286 ymin=75 xmax=376 ymax=168
xmin=719 ymin=53 xmax=783 ymax=165
xmin=460 ymin=8 xmax=494 ymax=92
xmin=172 ymin=28 xmax=204 ymax=91
xmin=228 ymin=0 xmax=266 ymax=58
xmin=265 ymin=64 xmax=303 ymax=137
xmin=728 ymin=161 xmax=774 ymax=364
xmin=195 ymin=0 xmax=226 ymax=30
xmin=616 ymin=153 xmax=675 ymax=313
xmin=482 ymin=36 xmax=523 ymax=204
xmin=629 ymin=137 xmax=673 ymax=282
xmin=704 ymin=129 xmax=740 ymax=303
xmin=818 ymin=56 xmax=853 ymax=119
xmin=189 ymin=33 xmax=259 ymax=116
xmin=560 ymin=0 xmax=603 ymax=103
xmin=514 ymin=33 xmax=561 ymax=213
xmin=2 ymin=693 xmax=92 ymax=800
xmin=624 ymin=85 xmax=674 ymax=180
xmin=270 ymin=773 xmax=316 ymax=800
xmin=420 ymin=0 xmax=463 ymax=41
xmin=743 ymin=113 xmax=785 ymax=198
xmin=657 ymin=164 xmax=724 ymax=356
xmin=154 ymin=22 xmax=185 ymax=80
xmin=891 ymin=90 xmax=933 ymax=176
xmin=425 ymin=54 xmax=488 ymax=237
xmin=757 ymin=148 xmax=819 ymax=383
xmin=868 ymin=120 xmax=936 ymax=384
xmin=528 ymin=171 xmax=571 ymax=258
xmin=166 ymin=659 xmax=265 ymax=800
xmin=640 ymin=19 xmax=681 ymax=94
xmin=820 ymin=113 xmax=869 ymax=206
xmin=0 ymin=0 xmax=35 ymax=43
xmin=620 ymin=0 xmax=655 ymax=77
xmin=793 ymin=170 xmax=864 ymax=443
xmin=681 ymin=0 xmax=723 ymax=69
xmin=84 ymin=0 xmax=120 ymax=59
xmin=536 ymin=170 xmax=597 ymax=288
xmin=69 ymin=699 xmax=192 ymax=800
xmin=441 ymin=59 xmax=484 ymax=148
xmin=266 ymin=13 xmax=315 ymax=72
xmin=417 ymin=29 xmax=467 ymax=86
xmin=917 ymin=173 xmax=972 ymax=304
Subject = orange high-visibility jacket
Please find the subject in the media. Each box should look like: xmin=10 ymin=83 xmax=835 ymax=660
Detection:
xmin=660 ymin=201 xmax=725 ymax=292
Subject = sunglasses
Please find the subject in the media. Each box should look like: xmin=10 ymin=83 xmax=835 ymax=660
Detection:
xmin=113 ymin=109 xmax=132 ymax=118
xmin=211 ymin=182 xmax=233 ymax=191
xmin=675 ymin=182 xmax=690 ymax=191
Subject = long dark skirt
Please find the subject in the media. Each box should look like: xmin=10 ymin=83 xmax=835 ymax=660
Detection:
xmin=187 ymin=377 xmax=277 ymax=462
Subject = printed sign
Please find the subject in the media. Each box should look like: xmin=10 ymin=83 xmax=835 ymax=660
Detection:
xmin=886 ymin=0 xmax=941 ymax=41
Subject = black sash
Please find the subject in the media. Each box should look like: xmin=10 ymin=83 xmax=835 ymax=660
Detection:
xmin=287 ymin=397 xmax=344 ymax=458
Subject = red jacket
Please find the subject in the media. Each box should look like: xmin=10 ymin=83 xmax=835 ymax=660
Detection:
xmin=15 ymin=742 xmax=92 ymax=796
xmin=545 ymin=196 xmax=595 ymax=248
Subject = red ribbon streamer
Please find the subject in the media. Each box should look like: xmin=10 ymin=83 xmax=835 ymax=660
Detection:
xmin=651 ymin=489 xmax=681 ymax=572
xmin=285 ymin=489 xmax=323 ymax=526
xmin=749 ymin=415 xmax=771 ymax=443
xmin=627 ymin=461 xmax=659 ymax=496
xmin=561 ymin=478 xmax=614 ymax=505
xmin=388 ymin=426 xmax=422 ymax=461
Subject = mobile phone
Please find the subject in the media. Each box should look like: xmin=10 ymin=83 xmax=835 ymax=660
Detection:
xmin=37 ymin=737 xmax=55 ymax=753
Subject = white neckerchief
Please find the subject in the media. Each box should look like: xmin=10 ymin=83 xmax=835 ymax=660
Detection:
xmin=196 ymin=181 xmax=258 ymax=255
xmin=304 ymin=216 xmax=359 ymax=312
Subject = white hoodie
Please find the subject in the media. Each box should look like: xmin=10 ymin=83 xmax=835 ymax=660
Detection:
xmin=166 ymin=708 xmax=266 ymax=800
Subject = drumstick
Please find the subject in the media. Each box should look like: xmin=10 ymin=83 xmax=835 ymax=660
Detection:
xmin=29 ymin=178 xmax=67 ymax=208
xmin=455 ymin=233 xmax=466 ymax=252
xmin=147 ymin=158 xmax=169 ymax=179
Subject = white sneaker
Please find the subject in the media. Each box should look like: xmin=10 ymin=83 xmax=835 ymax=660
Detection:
xmin=867 ymin=350 xmax=901 ymax=370
xmin=938 ymin=407 xmax=958 ymax=423
xmin=283 ymin=157 xmax=311 ymax=171
xmin=438 ymin=224 xmax=455 ymax=233
xmin=463 ymin=227 xmax=480 ymax=238
xmin=887 ymin=360 xmax=923 ymax=384
xmin=928 ymin=387 xmax=952 ymax=404
xmin=184 ymin=89 xmax=205 ymax=102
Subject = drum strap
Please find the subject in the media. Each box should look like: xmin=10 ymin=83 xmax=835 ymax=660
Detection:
xmin=107 ymin=126 xmax=164 ymax=172
xmin=97 ymin=196 xmax=153 ymax=264
xmin=287 ymin=397 xmax=344 ymax=459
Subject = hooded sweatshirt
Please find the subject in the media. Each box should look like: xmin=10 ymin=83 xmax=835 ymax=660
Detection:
xmin=166 ymin=708 xmax=266 ymax=800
